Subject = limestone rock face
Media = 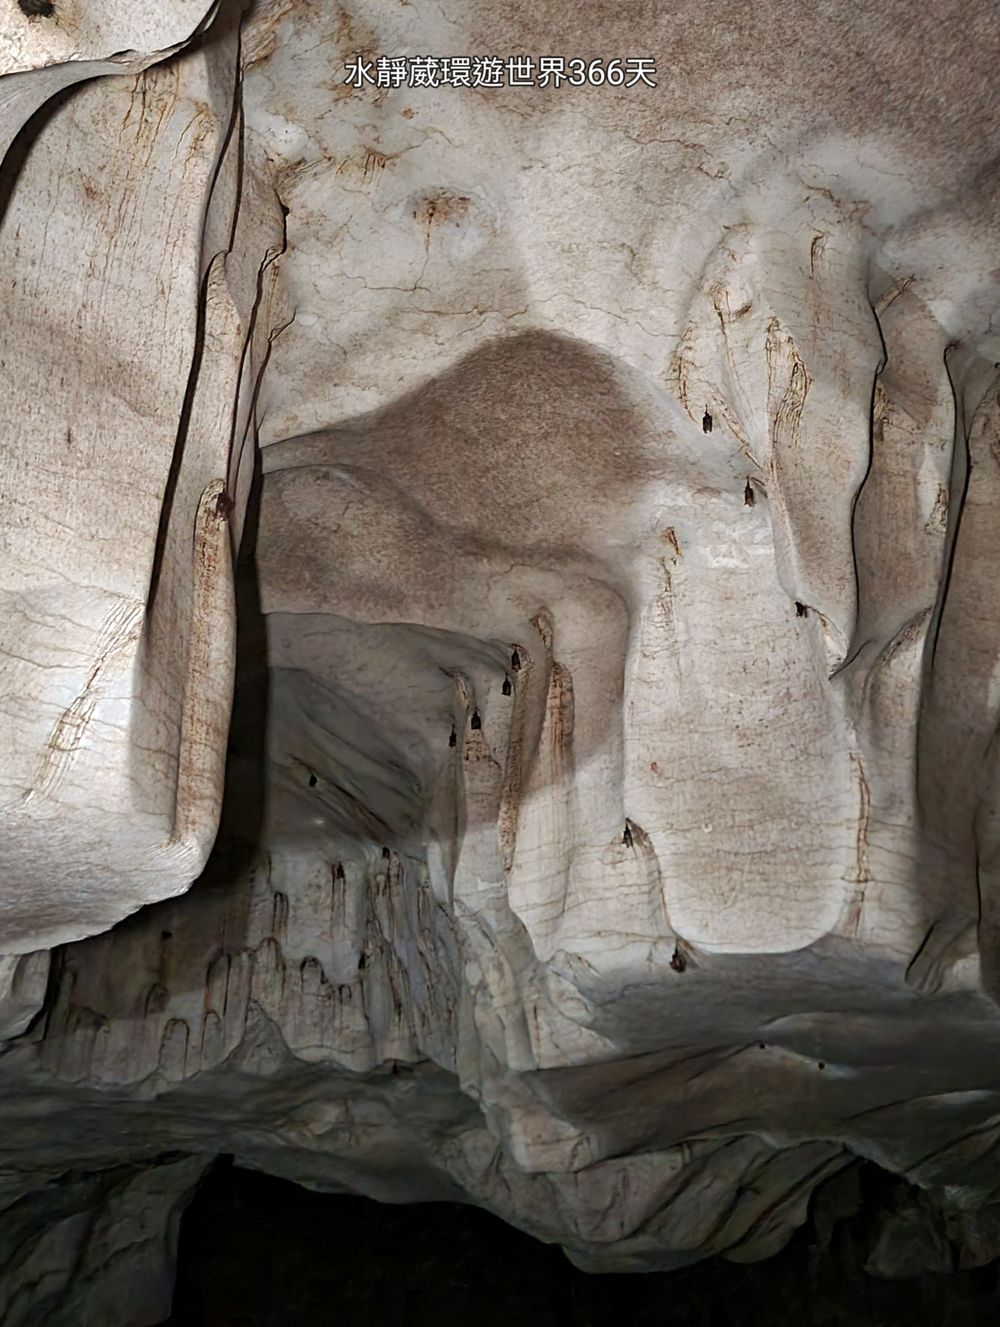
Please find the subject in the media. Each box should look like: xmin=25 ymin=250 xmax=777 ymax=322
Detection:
xmin=2 ymin=0 xmax=1000 ymax=1318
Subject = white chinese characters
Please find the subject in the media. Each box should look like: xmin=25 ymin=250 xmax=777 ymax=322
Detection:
xmin=342 ymin=54 xmax=658 ymax=89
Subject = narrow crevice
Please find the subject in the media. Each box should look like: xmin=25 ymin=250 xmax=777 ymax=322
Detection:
xmin=926 ymin=344 xmax=973 ymax=671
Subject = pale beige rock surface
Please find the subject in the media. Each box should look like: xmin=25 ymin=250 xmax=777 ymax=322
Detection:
xmin=1 ymin=0 xmax=1000 ymax=1318
xmin=0 ymin=0 xmax=287 ymax=950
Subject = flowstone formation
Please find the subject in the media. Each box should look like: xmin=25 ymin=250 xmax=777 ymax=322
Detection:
xmin=2 ymin=0 xmax=1000 ymax=1320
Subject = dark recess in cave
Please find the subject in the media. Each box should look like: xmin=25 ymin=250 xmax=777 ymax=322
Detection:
xmin=161 ymin=1158 xmax=1000 ymax=1326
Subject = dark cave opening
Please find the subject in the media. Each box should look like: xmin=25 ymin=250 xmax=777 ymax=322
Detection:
xmin=160 ymin=1159 xmax=1000 ymax=1327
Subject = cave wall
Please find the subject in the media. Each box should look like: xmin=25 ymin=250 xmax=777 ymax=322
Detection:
xmin=2 ymin=0 xmax=1000 ymax=1320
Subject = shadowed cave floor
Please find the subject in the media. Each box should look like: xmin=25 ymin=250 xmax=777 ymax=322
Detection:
xmin=161 ymin=1161 xmax=1000 ymax=1326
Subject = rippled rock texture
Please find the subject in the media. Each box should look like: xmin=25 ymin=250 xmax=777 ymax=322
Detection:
xmin=2 ymin=0 xmax=1000 ymax=1321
